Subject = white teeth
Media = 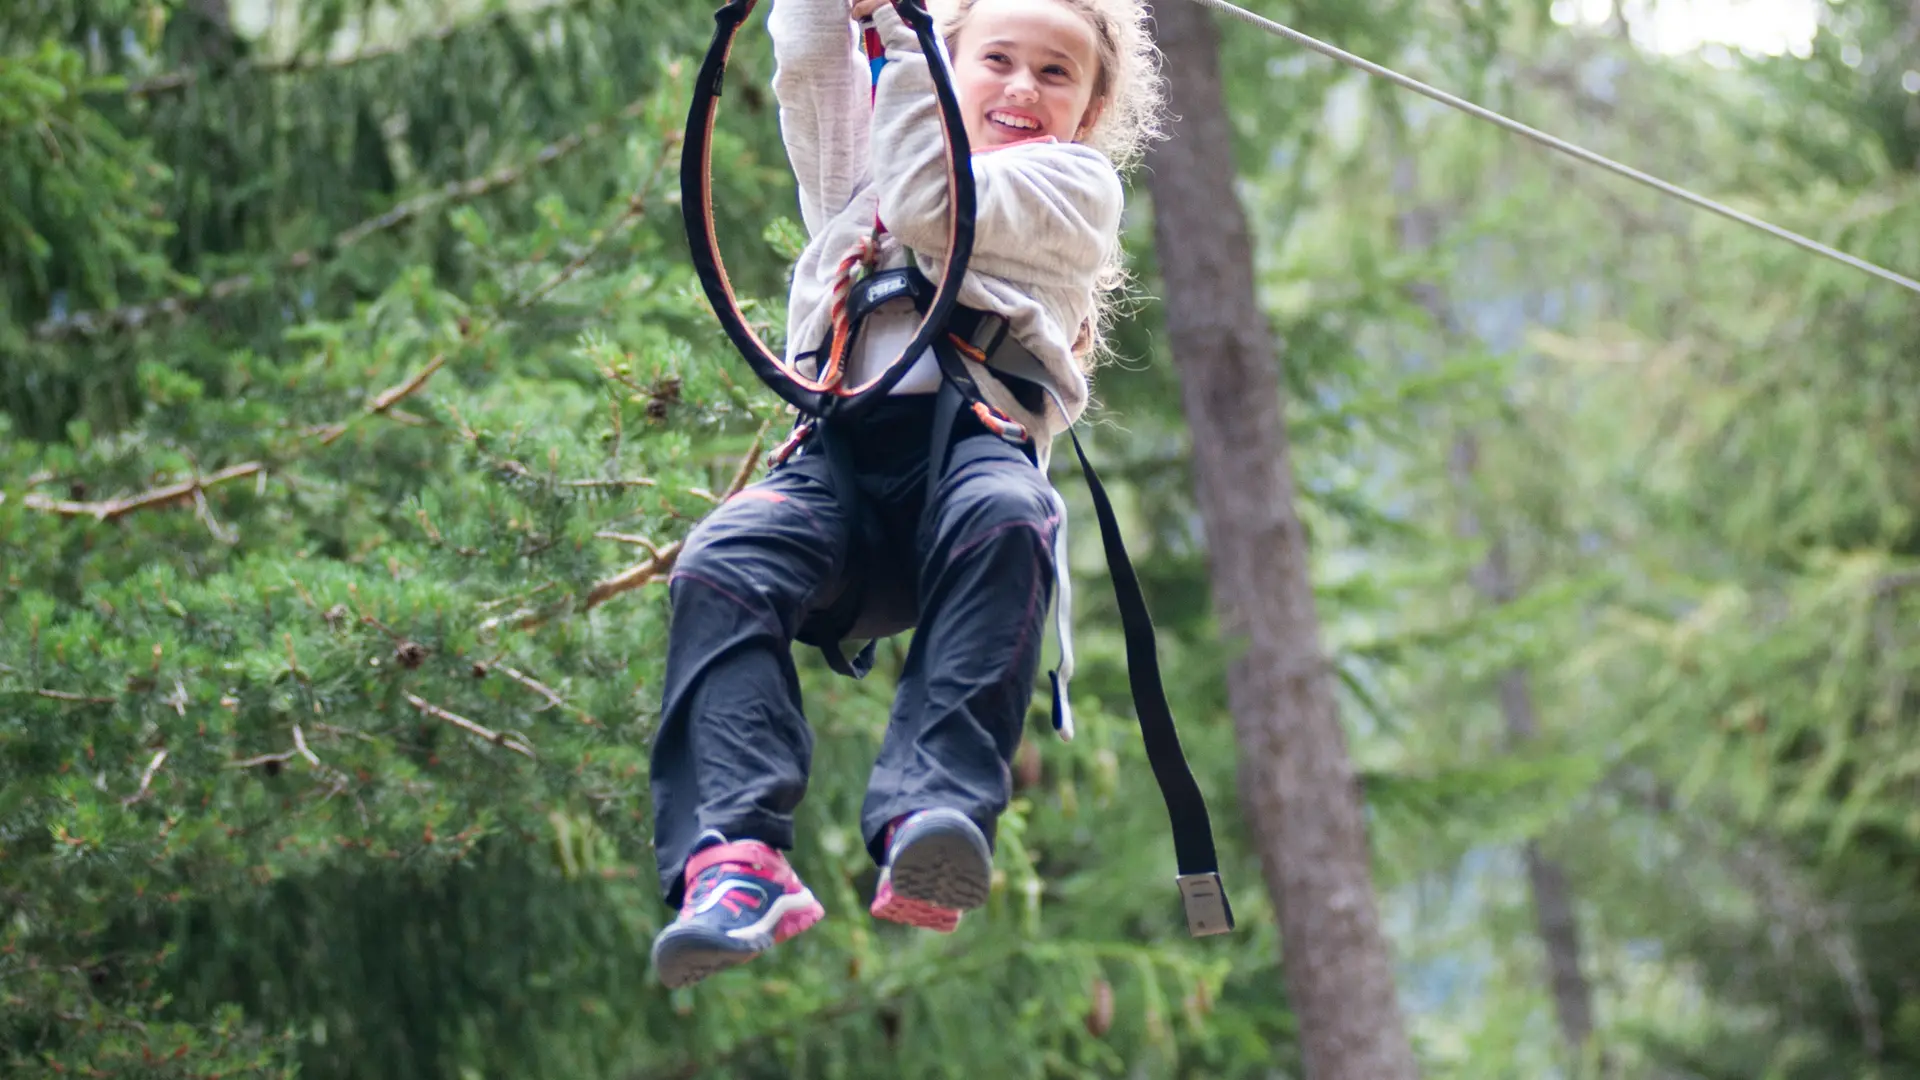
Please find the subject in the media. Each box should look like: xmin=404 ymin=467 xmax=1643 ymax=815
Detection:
xmin=989 ymin=111 xmax=1037 ymax=130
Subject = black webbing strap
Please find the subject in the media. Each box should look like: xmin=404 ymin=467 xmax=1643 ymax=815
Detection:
xmin=814 ymin=424 xmax=879 ymax=680
xmin=1056 ymin=415 xmax=1236 ymax=938
xmin=925 ymin=379 xmax=966 ymax=506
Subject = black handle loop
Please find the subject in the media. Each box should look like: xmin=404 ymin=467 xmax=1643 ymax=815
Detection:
xmin=681 ymin=0 xmax=976 ymax=423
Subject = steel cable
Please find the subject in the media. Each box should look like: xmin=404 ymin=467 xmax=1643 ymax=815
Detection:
xmin=1180 ymin=0 xmax=1920 ymax=297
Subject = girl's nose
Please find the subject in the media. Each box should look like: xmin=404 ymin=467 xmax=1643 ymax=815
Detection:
xmin=1005 ymin=71 xmax=1039 ymax=102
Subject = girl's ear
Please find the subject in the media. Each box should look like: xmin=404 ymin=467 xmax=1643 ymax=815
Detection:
xmin=1076 ymin=97 xmax=1107 ymax=141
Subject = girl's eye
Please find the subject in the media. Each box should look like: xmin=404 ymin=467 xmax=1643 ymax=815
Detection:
xmin=1044 ymin=65 xmax=1071 ymax=78
xmin=983 ymin=51 xmax=1010 ymax=64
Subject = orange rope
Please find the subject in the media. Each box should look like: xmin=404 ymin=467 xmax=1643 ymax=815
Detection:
xmin=821 ymin=231 xmax=880 ymax=389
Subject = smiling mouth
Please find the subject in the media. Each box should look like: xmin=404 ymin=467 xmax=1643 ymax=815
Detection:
xmin=986 ymin=110 xmax=1040 ymax=134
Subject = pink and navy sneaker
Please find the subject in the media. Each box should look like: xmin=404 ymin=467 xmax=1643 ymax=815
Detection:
xmin=650 ymin=832 xmax=825 ymax=989
xmin=869 ymin=809 xmax=993 ymax=933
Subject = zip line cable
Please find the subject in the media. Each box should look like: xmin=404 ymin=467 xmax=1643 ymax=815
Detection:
xmin=1180 ymin=0 xmax=1920 ymax=298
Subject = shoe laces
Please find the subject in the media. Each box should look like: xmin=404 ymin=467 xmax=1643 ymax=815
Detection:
xmin=686 ymin=847 xmax=774 ymax=902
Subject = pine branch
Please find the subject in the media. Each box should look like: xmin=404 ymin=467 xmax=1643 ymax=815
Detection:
xmin=119 ymin=0 xmax=596 ymax=98
xmin=291 ymin=723 xmax=322 ymax=769
xmin=480 ymin=662 xmax=598 ymax=725
xmin=312 ymin=354 xmax=448 ymax=445
xmin=511 ymin=127 xmax=680 ymax=309
xmin=292 ymin=723 xmax=356 ymax=800
xmin=492 ymin=665 xmax=567 ymax=711
xmin=28 ymin=355 xmax=444 ymax=535
xmin=22 ymin=463 xmax=264 ymax=522
xmin=721 ymin=425 xmax=767 ymax=499
xmin=121 ymin=750 xmax=169 ymax=806
xmin=403 ymin=692 xmax=537 ymax=759
xmin=28 ymin=355 xmax=447 ymax=532
xmin=34 ymin=689 xmax=118 ymax=705
xmin=34 ymin=96 xmax=656 ymax=342
xmin=579 ymin=540 xmax=685 ymax=614
xmin=476 ymin=583 xmax=559 ymax=613
xmin=594 ymin=531 xmax=664 ymax=556
xmin=560 ymin=478 xmax=657 ymax=490
xmin=576 ymin=427 xmax=766 ymax=613
xmin=369 ymin=355 xmax=447 ymax=413
xmin=193 ymin=485 xmax=238 ymax=544
xmin=498 ymin=428 xmax=768 ymax=633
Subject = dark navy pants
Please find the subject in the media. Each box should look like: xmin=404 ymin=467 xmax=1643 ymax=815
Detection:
xmin=649 ymin=397 xmax=1059 ymax=907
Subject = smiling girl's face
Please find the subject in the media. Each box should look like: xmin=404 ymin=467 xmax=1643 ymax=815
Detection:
xmin=948 ymin=0 xmax=1106 ymax=150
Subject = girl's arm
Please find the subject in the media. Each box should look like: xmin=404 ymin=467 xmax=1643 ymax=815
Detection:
xmin=768 ymin=0 xmax=875 ymax=235
xmin=864 ymin=6 xmax=1124 ymax=289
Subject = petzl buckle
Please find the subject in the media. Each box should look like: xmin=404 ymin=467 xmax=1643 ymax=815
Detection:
xmin=1176 ymin=872 xmax=1235 ymax=937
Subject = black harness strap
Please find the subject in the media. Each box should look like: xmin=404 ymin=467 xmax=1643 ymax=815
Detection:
xmin=1054 ymin=420 xmax=1234 ymax=937
xmin=924 ymin=378 xmax=966 ymax=506
xmin=814 ymin=424 xmax=878 ymax=680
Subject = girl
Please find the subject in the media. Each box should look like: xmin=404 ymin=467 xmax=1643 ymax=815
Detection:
xmin=649 ymin=0 xmax=1163 ymax=989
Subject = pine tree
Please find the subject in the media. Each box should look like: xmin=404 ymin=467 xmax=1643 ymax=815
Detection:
xmin=3 ymin=1 xmax=1286 ymax=1076
xmin=1359 ymin=1 xmax=1920 ymax=1072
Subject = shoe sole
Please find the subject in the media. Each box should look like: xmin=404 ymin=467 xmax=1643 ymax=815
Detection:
xmin=870 ymin=876 xmax=965 ymax=932
xmin=886 ymin=811 xmax=993 ymax=912
xmin=651 ymin=891 xmax=823 ymax=989
xmin=651 ymin=933 xmax=757 ymax=990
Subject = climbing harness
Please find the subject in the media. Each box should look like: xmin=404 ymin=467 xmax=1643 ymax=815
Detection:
xmin=681 ymin=0 xmax=1234 ymax=938
xmin=681 ymin=0 xmax=976 ymax=421
xmin=1181 ymin=0 xmax=1920 ymax=298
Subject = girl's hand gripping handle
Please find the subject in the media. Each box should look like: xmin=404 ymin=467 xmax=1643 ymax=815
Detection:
xmin=850 ymin=0 xmax=888 ymax=92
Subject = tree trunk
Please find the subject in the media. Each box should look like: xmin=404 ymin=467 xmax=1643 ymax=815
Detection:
xmin=1396 ymin=156 xmax=1601 ymax=1067
xmin=1144 ymin=5 xmax=1419 ymax=1078
xmin=1458 ymin=442 xmax=1604 ymax=1056
xmin=1451 ymin=439 xmax=1600 ymax=1060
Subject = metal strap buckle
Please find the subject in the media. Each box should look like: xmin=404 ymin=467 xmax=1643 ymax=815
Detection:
xmin=1176 ymin=872 xmax=1235 ymax=937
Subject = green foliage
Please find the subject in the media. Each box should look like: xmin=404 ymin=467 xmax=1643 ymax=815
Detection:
xmin=0 ymin=39 xmax=177 ymax=315
xmin=1304 ymin=1 xmax=1920 ymax=1072
xmin=3 ymin=1 xmax=1279 ymax=1076
xmin=9 ymin=0 xmax=1920 ymax=1074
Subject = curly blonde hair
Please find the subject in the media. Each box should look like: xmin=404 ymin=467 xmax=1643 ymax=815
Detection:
xmin=937 ymin=0 xmax=1166 ymax=366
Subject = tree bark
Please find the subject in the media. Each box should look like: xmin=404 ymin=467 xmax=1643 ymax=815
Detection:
xmin=1144 ymin=5 xmax=1419 ymax=1078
